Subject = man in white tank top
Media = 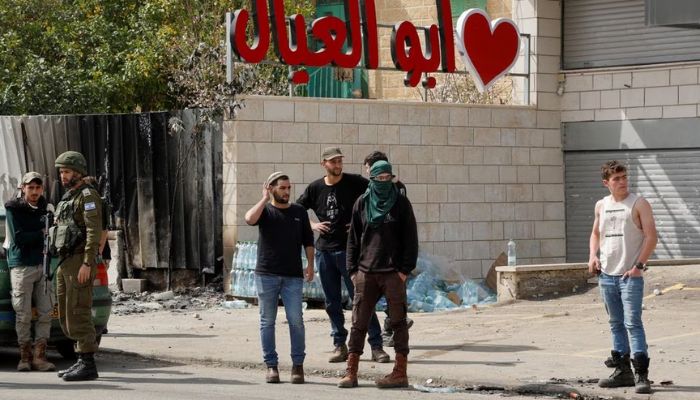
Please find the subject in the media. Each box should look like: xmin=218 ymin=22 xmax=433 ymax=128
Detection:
xmin=588 ymin=160 xmax=657 ymax=394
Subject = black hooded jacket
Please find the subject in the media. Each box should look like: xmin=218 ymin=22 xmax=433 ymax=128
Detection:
xmin=4 ymin=196 xmax=48 ymax=267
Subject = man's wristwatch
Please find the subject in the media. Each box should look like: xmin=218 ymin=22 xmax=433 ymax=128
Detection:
xmin=633 ymin=262 xmax=648 ymax=272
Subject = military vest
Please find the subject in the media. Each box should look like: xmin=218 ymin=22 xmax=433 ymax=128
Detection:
xmin=48 ymin=185 xmax=90 ymax=256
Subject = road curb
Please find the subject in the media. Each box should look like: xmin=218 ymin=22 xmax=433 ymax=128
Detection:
xmin=99 ymin=346 xmax=623 ymax=399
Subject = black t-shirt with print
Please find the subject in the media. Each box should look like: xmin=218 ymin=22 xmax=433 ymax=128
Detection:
xmin=253 ymin=203 xmax=314 ymax=277
xmin=296 ymin=173 xmax=368 ymax=251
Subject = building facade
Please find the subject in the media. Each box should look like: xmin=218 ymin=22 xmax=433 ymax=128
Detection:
xmin=559 ymin=0 xmax=700 ymax=261
xmin=222 ymin=0 xmax=700 ymax=290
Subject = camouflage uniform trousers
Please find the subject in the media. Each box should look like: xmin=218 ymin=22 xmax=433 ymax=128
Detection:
xmin=10 ymin=265 xmax=53 ymax=344
xmin=56 ymin=254 xmax=97 ymax=353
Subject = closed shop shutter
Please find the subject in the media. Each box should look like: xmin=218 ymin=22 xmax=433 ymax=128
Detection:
xmin=563 ymin=0 xmax=700 ymax=69
xmin=565 ymin=150 xmax=700 ymax=262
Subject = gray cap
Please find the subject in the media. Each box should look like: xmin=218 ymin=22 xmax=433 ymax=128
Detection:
xmin=22 ymin=172 xmax=43 ymax=185
xmin=321 ymin=146 xmax=343 ymax=161
xmin=265 ymin=171 xmax=288 ymax=187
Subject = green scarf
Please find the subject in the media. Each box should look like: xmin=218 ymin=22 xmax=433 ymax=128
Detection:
xmin=363 ymin=160 xmax=398 ymax=227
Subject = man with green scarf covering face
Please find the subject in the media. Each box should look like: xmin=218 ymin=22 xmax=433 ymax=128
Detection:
xmin=339 ymin=160 xmax=419 ymax=389
xmin=364 ymin=161 xmax=399 ymax=227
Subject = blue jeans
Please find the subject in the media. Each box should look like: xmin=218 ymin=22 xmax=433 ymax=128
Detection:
xmin=316 ymin=249 xmax=383 ymax=348
xmin=256 ymin=274 xmax=306 ymax=367
xmin=599 ymin=273 xmax=648 ymax=356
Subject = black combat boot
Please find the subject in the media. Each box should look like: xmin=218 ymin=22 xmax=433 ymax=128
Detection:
xmin=598 ymin=351 xmax=635 ymax=388
xmin=62 ymin=352 xmax=98 ymax=381
xmin=57 ymin=353 xmax=82 ymax=378
xmin=632 ymin=353 xmax=651 ymax=394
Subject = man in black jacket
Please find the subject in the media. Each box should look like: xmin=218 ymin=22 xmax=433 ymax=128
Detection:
xmin=338 ymin=160 xmax=418 ymax=389
xmin=363 ymin=151 xmax=413 ymax=347
xmin=4 ymin=172 xmax=55 ymax=372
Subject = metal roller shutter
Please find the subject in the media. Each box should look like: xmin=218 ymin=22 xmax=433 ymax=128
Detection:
xmin=565 ymin=150 xmax=700 ymax=262
xmin=563 ymin=0 xmax=700 ymax=69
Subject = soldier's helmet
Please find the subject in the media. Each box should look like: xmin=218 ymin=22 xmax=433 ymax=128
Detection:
xmin=55 ymin=151 xmax=87 ymax=176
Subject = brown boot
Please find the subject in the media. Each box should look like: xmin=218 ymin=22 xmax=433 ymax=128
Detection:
xmin=266 ymin=366 xmax=280 ymax=383
xmin=371 ymin=347 xmax=391 ymax=363
xmin=32 ymin=339 xmax=56 ymax=371
xmin=376 ymin=353 xmax=408 ymax=388
xmin=17 ymin=342 xmax=33 ymax=371
xmin=291 ymin=364 xmax=304 ymax=384
xmin=329 ymin=344 xmax=348 ymax=363
xmin=338 ymin=352 xmax=360 ymax=388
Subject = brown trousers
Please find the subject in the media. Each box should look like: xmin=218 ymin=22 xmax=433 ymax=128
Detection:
xmin=348 ymin=270 xmax=409 ymax=355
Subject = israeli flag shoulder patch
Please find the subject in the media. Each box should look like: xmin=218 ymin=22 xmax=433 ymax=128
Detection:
xmin=85 ymin=202 xmax=97 ymax=211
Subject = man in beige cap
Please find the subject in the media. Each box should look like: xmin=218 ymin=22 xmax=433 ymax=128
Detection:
xmin=4 ymin=172 xmax=56 ymax=372
xmin=297 ymin=147 xmax=389 ymax=364
xmin=245 ymin=172 xmax=315 ymax=384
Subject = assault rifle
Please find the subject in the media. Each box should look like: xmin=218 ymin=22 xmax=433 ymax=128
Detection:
xmin=42 ymin=204 xmax=54 ymax=293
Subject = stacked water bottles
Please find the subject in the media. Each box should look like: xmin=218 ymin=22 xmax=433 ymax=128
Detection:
xmin=230 ymin=241 xmax=259 ymax=297
xmin=231 ymin=245 xmax=486 ymax=312
xmin=230 ymin=241 xmax=349 ymax=302
xmin=398 ymin=253 xmax=496 ymax=313
xmin=300 ymin=251 xmax=350 ymax=302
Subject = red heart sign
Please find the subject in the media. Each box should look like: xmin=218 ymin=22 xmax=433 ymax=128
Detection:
xmin=456 ymin=9 xmax=520 ymax=92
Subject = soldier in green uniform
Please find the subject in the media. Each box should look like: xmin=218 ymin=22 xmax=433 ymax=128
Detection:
xmin=49 ymin=151 xmax=102 ymax=381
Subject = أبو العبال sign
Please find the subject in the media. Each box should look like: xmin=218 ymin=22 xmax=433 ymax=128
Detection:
xmin=228 ymin=0 xmax=520 ymax=92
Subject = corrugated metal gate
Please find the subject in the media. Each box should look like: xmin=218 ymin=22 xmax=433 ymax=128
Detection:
xmin=565 ymin=150 xmax=700 ymax=262
xmin=0 ymin=111 xmax=223 ymax=278
xmin=563 ymin=0 xmax=700 ymax=69
xmin=563 ymin=118 xmax=700 ymax=262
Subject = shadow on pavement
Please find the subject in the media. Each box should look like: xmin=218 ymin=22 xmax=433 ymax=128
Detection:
xmin=653 ymin=385 xmax=700 ymax=393
xmin=98 ymin=376 xmax=253 ymax=386
xmin=105 ymin=333 xmax=217 ymax=339
xmin=0 ymin=382 xmax=131 ymax=391
xmin=106 ymin=367 xmax=193 ymax=375
xmin=411 ymin=343 xmax=539 ymax=352
xmin=409 ymin=359 xmax=522 ymax=366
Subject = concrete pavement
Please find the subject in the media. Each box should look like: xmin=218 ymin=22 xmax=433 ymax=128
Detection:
xmin=3 ymin=351 xmax=530 ymax=400
xmin=100 ymin=264 xmax=700 ymax=399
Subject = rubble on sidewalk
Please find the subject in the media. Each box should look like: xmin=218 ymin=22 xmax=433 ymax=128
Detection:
xmin=111 ymin=280 xmax=226 ymax=315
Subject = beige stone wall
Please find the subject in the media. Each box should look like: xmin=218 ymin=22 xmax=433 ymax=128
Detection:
xmin=561 ymin=63 xmax=700 ymax=122
xmin=487 ymin=0 xmax=512 ymax=19
xmin=223 ymin=96 xmax=565 ymax=283
xmin=372 ymin=0 xmax=440 ymax=101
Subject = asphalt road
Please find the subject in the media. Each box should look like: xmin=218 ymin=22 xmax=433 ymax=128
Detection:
xmin=0 ymin=350 xmax=543 ymax=400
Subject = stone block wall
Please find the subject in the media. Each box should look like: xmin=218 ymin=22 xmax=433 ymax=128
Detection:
xmin=223 ymin=95 xmax=565 ymax=283
xmin=496 ymin=264 xmax=589 ymax=301
xmin=561 ymin=64 xmax=700 ymax=122
xmin=511 ymin=0 xmax=561 ymax=111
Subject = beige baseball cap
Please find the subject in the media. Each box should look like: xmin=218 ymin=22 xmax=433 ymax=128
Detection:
xmin=21 ymin=172 xmax=43 ymax=185
xmin=321 ymin=147 xmax=343 ymax=161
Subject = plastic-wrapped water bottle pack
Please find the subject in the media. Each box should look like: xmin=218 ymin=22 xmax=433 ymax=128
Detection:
xmin=400 ymin=253 xmax=496 ymax=313
xmin=230 ymin=243 xmax=495 ymax=312
xmin=230 ymin=241 xmax=349 ymax=302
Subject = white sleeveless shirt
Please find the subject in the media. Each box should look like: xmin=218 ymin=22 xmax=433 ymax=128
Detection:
xmin=598 ymin=193 xmax=645 ymax=276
